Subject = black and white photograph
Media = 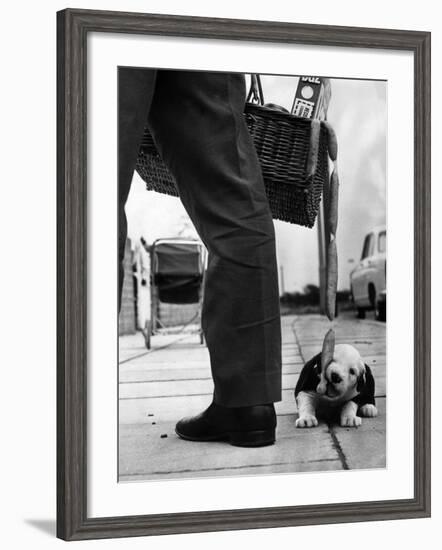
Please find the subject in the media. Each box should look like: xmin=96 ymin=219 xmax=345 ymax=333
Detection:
xmin=118 ymin=70 xmax=387 ymax=482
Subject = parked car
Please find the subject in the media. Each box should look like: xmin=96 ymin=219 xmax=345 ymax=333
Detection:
xmin=350 ymin=226 xmax=386 ymax=321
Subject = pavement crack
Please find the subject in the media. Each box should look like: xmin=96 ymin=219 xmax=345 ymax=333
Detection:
xmin=328 ymin=425 xmax=350 ymax=470
xmin=291 ymin=316 xmax=306 ymax=363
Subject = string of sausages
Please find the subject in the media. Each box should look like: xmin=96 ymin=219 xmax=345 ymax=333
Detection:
xmin=319 ymin=120 xmax=339 ymax=385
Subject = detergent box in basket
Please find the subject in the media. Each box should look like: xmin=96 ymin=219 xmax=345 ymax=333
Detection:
xmin=291 ymin=76 xmax=331 ymax=119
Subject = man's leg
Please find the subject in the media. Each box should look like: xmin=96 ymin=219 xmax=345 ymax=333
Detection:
xmin=118 ymin=68 xmax=157 ymax=308
xmin=147 ymin=71 xmax=282 ymax=409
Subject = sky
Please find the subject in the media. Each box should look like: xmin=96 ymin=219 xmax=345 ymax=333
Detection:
xmin=125 ymin=75 xmax=386 ymax=293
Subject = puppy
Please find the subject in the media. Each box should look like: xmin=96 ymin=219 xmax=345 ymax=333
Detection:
xmin=295 ymin=344 xmax=377 ymax=428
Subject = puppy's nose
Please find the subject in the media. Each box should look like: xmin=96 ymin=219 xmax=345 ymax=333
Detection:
xmin=330 ymin=372 xmax=342 ymax=384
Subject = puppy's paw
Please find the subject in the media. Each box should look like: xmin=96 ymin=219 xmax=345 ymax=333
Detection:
xmin=296 ymin=414 xmax=319 ymax=428
xmin=340 ymin=415 xmax=362 ymax=427
xmin=359 ymin=404 xmax=378 ymax=418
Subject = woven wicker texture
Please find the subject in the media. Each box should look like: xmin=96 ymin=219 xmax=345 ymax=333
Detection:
xmin=135 ymin=103 xmax=331 ymax=227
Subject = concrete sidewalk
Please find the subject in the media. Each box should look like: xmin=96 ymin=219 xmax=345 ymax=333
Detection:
xmin=119 ymin=313 xmax=386 ymax=481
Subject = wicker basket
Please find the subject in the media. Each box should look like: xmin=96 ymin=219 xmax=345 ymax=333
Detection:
xmin=136 ymin=92 xmax=331 ymax=228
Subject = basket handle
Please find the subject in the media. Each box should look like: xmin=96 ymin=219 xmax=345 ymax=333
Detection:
xmin=246 ymin=74 xmax=265 ymax=105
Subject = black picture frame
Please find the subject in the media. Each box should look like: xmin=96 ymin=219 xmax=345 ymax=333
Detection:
xmin=57 ymin=8 xmax=431 ymax=541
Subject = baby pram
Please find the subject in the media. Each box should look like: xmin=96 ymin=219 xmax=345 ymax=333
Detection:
xmin=143 ymin=238 xmax=207 ymax=349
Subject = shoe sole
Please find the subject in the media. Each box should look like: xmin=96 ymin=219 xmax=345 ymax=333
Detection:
xmin=175 ymin=428 xmax=275 ymax=448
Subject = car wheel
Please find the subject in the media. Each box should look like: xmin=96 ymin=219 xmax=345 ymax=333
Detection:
xmin=376 ymin=299 xmax=386 ymax=322
xmin=368 ymin=284 xmax=376 ymax=310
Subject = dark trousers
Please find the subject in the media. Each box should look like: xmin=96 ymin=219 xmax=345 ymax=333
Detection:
xmin=119 ymin=69 xmax=282 ymax=407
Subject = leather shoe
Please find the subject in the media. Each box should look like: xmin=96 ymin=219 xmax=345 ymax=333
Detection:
xmin=175 ymin=402 xmax=276 ymax=447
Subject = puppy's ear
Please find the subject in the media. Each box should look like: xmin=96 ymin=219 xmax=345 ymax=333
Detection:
xmin=354 ymin=364 xmax=376 ymax=407
xmin=356 ymin=373 xmax=366 ymax=393
xmin=356 ymin=362 xmax=367 ymax=393
xmin=295 ymin=353 xmax=321 ymax=397
xmin=305 ymin=353 xmax=322 ymax=374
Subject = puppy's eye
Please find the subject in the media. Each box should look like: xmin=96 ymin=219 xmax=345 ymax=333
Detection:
xmin=349 ymin=368 xmax=355 ymax=375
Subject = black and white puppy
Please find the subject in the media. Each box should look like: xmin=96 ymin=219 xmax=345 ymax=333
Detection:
xmin=295 ymin=344 xmax=377 ymax=428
